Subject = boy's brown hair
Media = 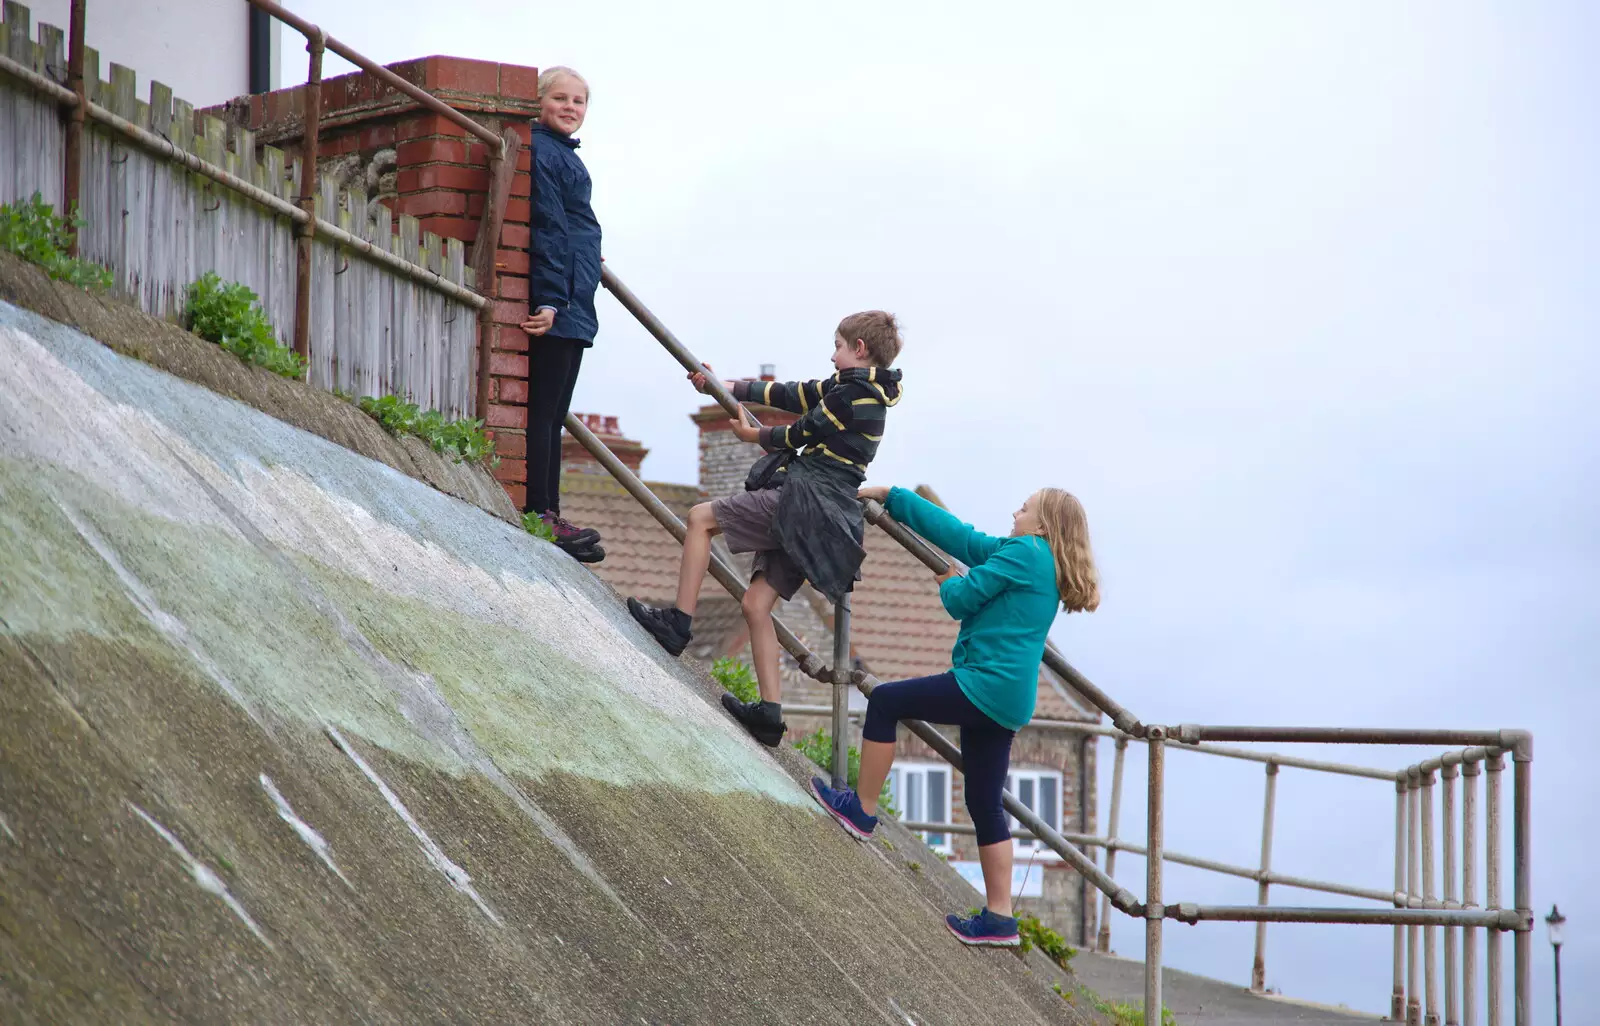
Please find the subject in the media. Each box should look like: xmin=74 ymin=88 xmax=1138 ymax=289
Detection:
xmin=837 ymin=310 xmax=903 ymax=368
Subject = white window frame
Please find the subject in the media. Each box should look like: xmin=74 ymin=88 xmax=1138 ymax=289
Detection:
xmin=889 ymin=761 xmax=953 ymax=854
xmin=1006 ymin=769 xmax=1064 ymax=858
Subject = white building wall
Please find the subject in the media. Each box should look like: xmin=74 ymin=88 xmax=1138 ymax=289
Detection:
xmin=25 ymin=0 xmax=277 ymax=107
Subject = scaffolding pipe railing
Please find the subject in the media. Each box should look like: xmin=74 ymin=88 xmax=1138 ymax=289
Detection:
xmin=592 ymin=262 xmax=1535 ymax=1025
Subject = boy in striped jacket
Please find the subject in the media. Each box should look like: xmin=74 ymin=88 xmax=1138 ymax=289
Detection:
xmin=629 ymin=311 xmax=904 ymax=746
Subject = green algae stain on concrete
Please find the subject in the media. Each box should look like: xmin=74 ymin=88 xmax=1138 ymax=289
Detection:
xmin=0 ymin=458 xmax=804 ymax=805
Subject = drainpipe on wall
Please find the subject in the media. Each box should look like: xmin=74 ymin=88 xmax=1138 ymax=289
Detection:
xmin=248 ymin=5 xmax=278 ymax=94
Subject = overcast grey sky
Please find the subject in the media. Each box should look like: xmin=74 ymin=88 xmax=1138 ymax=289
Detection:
xmin=287 ymin=1 xmax=1598 ymax=1013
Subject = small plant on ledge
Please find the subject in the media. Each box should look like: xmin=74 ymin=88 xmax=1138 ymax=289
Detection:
xmin=357 ymin=393 xmax=496 ymax=466
xmin=184 ymin=272 xmax=306 ymax=380
xmin=521 ymin=511 xmax=557 ymax=542
xmin=0 ymin=193 xmax=113 ymax=289
xmin=711 ymin=657 xmax=760 ymax=704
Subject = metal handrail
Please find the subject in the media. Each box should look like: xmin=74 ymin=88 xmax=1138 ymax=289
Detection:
xmin=243 ymin=0 xmax=504 ymax=153
xmin=591 ymin=263 xmax=1534 ymax=1024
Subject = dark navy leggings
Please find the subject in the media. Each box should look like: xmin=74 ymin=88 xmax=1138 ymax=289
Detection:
xmin=862 ymin=671 xmax=1016 ymax=847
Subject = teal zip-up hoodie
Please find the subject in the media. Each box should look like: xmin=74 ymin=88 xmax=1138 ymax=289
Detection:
xmin=884 ymin=487 xmax=1060 ymax=731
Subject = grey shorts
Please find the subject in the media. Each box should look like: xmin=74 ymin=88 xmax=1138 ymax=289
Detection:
xmin=711 ymin=488 xmax=805 ymax=601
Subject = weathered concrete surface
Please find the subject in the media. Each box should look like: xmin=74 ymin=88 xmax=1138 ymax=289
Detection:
xmin=0 ymin=250 xmax=518 ymax=525
xmin=0 ymin=287 xmax=1095 ymax=1025
xmin=1070 ymin=952 xmax=1378 ymax=1024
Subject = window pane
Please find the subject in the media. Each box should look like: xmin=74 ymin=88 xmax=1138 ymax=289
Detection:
xmin=1020 ymin=777 xmax=1035 ymax=811
xmin=1041 ymin=776 xmax=1059 ymax=830
xmin=928 ymin=770 xmax=948 ymax=823
xmin=907 ymin=772 xmax=924 ymax=822
xmin=889 ymin=768 xmax=903 ymax=809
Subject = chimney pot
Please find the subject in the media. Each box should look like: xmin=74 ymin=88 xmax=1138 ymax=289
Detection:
xmin=759 ymin=364 xmax=776 ymax=381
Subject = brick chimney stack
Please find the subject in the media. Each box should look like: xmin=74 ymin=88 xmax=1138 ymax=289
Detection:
xmin=562 ymin=414 xmax=649 ymax=475
xmin=694 ymin=366 xmax=797 ymax=499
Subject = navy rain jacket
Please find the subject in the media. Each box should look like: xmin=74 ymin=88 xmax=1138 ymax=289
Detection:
xmin=529 ymin=123 xmax=602 ymax=345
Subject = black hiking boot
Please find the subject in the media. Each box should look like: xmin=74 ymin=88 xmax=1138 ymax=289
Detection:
xmin=569 ymin=543 xmax=605 ymax=565
xmin=627 ymin=598 xmax=692 ymax=656
xmin=721 ymin=693 xmax=786 ymax=748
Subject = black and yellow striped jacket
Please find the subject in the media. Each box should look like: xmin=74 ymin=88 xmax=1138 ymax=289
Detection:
xmin=731 ymin=366 xmax=904 ymax=481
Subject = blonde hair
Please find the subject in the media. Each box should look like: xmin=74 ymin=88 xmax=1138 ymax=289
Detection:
xmin=1036 ymin=488 xmax=1100 ymax=613
xmin=538 ymin=66 xmax=590 ymax=101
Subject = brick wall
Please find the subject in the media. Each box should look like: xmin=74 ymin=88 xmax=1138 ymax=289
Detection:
xmin=205 ymin=56 xmax=540 ymax=508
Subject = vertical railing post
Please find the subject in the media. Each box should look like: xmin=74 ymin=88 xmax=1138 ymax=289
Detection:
xmin=1485 ymin=751 xmax=1503 ymax=1026
xmin=62 ymin=0 xmax=87 ymax=252
xmin=1409 ymin=766 xmax=1423 ymax=1025
xmin=292 ymin=30 xmax=325 ymax=361
xmin=830 ymin=595 xmax=851 ymax=789
xmin=471 ymin=126 xmax=518 ymax=419
xmin=1250 ymin=760 xmax=1279 ymax=993
xmin=1423 ymin=766 xmax=1440 ymax=1026
xmin=1510 ymin=741 xmax=1531 ymax=1026
xmin=1442 ymin=754 xmax=1460 ymax=1026
xmin=1096 ymin=735 xmax=1128 ymax=953
xmin=1144 ymin=726 xmax=1167 ymax=1026
xmin=1462 ymin=754 xmax=1481 ymax=1026
xmin=1395 ymin=771 xmax=1410 ymax=1022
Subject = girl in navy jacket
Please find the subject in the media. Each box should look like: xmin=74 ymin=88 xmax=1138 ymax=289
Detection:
xmin=523 ymin=66 xmax=604 ymax=560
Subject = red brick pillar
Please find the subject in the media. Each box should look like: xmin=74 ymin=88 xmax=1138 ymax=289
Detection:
xmin=209 ymin=56 xmax=541 ymax=508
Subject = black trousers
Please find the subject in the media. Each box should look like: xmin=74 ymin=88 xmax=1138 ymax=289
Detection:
xmin=525 ymin=336 xmax=586 ymax=515
xmin=862 ymin=671 xmax=1016 ymax=846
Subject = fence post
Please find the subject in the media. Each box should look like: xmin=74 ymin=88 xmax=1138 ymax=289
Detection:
xmin=1394 ymin=771 xmax=1410 ymax=1022
xmin=830 ymin=595 xmax=851 ymax=789
xmin=1145 ymin=726 xmax=1167 ymax=1026
xmin=1423 ymin=766 xmax=1440 ymax=1026
xmin=1096 ymin=736 xmax=1128 ymax=952
xmin=62 ymin=0 xmax=86 ymax=249
xmin=1485 ymin=752 xmax=1503 ymax=1026
xmin=292 ymin=30 xmax=325 ymax=361
xmin=1442 ymin=754 xmax=1460 ymax=1026
xmin=471 ymin=126 xmax=518 ymax=418
xmin=1510 ymin=740 xmax=1531 ymax=1026
xmin=1409 ymin=766 xmax=1423 ymax=1026
xmin=1251 ymin=760 xmax=1279 ymax=993
xmin=1462 ymin=755 xmax=1481 ymax=1026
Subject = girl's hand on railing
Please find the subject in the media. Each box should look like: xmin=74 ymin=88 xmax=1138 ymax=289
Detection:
xmin=934 ymin=565 xmax=961 ymax=584
xmin=857 ymin=485 xmax=890 ymax=504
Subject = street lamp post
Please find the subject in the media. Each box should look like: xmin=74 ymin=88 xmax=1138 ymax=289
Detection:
xmin=1545 ymin=904 xmax=1566 ymax=1026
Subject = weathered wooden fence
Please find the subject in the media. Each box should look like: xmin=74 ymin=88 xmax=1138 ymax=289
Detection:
xmin=0 ymin=1 xmax=480 ymax=418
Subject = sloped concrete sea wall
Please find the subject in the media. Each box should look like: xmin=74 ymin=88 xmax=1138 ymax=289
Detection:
xmin=0 ymin=263 xmax=1089 ymax=1024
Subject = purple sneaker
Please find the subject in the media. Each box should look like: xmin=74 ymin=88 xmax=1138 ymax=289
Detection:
xmin=810 ymin=776 xmax=877 ymax=841
xmin=540 ymin=511 xmax=600 ymax=548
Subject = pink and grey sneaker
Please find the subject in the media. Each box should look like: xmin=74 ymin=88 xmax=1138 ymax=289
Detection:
xmin=539 ymin=511 xmax=600 ymax=549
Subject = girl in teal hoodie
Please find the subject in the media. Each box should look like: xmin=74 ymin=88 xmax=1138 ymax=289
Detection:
xmin=811 ymin=485 xmax=1100 ymax=947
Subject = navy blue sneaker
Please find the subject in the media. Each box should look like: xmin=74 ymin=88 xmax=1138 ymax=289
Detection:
xmin=945 ymin=907 xmax=1021 ymax=948
xmin=809 ymin=776 xmax=877 ymax=841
